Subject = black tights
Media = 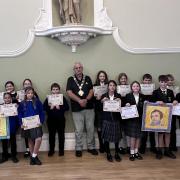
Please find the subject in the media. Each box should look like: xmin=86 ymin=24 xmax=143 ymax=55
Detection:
xmin=104 ymin=141 xmax=119 ymax=154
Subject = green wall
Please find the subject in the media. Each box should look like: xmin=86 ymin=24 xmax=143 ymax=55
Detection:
xmin=0 ymin=35 xmax=180 ymax=132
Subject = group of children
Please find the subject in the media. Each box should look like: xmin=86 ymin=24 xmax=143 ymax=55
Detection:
xmin=0 ymin=73 xmax=179 ymax=165
xmin=0 ymin=80 xmax=69 ymax=165
xmin=94 ymin=72 xmax=179 ymax=162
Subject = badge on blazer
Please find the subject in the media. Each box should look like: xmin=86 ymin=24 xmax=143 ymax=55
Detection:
xmin=168 ymin=97 xmax=171 ymax=102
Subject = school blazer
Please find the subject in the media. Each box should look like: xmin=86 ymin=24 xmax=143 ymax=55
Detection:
xmin=125 ymin=93 xmax=145 ymax=118
xmin=151 ymin=88 xmax=175 ymax=103
xmin=101 ymin=92 xmax=122 ymax=121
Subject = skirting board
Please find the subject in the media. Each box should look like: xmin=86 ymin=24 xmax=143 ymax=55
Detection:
xmin=1 ymin=129 xmax=180 ymax=152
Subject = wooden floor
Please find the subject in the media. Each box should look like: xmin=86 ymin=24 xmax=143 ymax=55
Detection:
xmin=0 ymin=150 xmax=180 ymax=180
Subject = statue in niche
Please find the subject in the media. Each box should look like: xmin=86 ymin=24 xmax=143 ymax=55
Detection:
xmin=59 ymin=0 xmax=81 ymax=25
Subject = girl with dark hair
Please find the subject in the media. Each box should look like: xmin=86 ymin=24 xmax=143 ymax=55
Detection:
xmin=18 ymin=87 xmax=45 ymax=165
xmin=21 ymin=79 xmax=39 ymax=158
xmin=101 ymin=80 xmax=122 ymax=162
xmin=124 ymin=81 xmax=145 ymax=161
xmin=94 ymin=71 xmax=108 ymax=153
xmin=5 ymin=81 xmax=18 ymax=103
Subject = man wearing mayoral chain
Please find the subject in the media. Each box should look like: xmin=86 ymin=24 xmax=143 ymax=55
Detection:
xmin=66 ymin=62 xmax=98 ymax=157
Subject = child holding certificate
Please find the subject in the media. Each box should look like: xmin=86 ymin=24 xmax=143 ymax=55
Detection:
xmin=94 ymin=70 xmax=108 ymax=153
xmin=5 ymin=81 xmax=18 ymax=103
xmin=151 ymin=75 xmax=177 ymax=159
xmin=23 ymin=79 xmax=39 ymax=99
xmin=18 ymin=87 xmax=45 ymax=165
xmin=124 ymin=81 xmax=145 ymax=161
xmin=139 ymin=74 xmax=156 ymax=154
xmin=117 ymin=73 xmax=130 ymax=154
xmin=166 ymin=74 xmax=179 ymax=152
xmin=21 ymin=79 xmax=39 ymax=158
xmin=0 ymin=93 xmax=19 ymax=164
xmin=43 ymin=83 xmax=69 ymax=157
xmin=101 ymin=80 xmax=122 ymax=162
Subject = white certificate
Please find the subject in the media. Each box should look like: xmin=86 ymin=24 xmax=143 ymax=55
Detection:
xmin=22 ymin=115 xmax=40 ymax=130
xmin=140 ymin=84 xmax=155 ymax=95
xmin=93 ymin=85 xmax=108 ymax=97
xmin=172 ymin=103 xmax=180 ymax=116
xmin=121 ymin=105 xmax=139 ymax=119
xmin=17 ymin=90 xmax=25 ymax=102
xmin=117 ymin=85 xmax=131 ymax=97
xmin=167 ymin=86 xmax=180 ymax=96
xmin=103 ymin=100 xmax=121 ymax=112
xmin=0 ymin=92 xmax=4 ymax=105
xmin=0 ymin=104 xmax=18 ymax=117
xmin=47 ymin=94 xmax=63 ymax=106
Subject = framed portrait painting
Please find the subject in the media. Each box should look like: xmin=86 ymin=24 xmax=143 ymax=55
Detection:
xmin=142 ymin=102 xmax=173 ymax=133
xmin=0 ymin=117 xmax=10 ymax=139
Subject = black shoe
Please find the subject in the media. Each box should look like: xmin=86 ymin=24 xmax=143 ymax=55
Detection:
xmin=114 ymin=153 xmax=121 ymax=162
xmin=126 ymin=147 xmax=130 ymax=154
xmin=150 ymin=147 xmax=157 ymax=154
xmin=7 ymin=153 xmax=11 ymax=158
xmin=107 ymin=153 xmax=113 ymax=162
xmin=30 ymin=157 xmax=36 ymax=165
xmin=135 ymin=153 xmax=143 ymax=160
xmin=169 ymin=146 xmax=178 ymax=152
xmin=48 ymin=151 xmax=55 ymax=157
xmin=129 ymin=154 xmax=135 ymax=161
xmin=34 ymin=156 xmax=42 ymax=165
xmin=59 ymin=151 xmax=64 ymax=156
xmin=164 ymin=150 xmax=176 ymax=159
xmin=87 ymin=149 xmax=98 ymax=155
xmin=156 ymin=151 xmax=163 ymax=160
xmin=139 ymin=148 xmax=146 ymax=154
xmin=0 ymin=157 xmax=8 ymax=164
xmin=118 ymin=147 xmax=126 ymax=155
xmin=75 ymin=151 xmax=82 ymax=157
xmin=24 ymin=151 xmax=30 ymax=158
xmin=30 ymin=156 xmax=42 ymax=165
xmin=11 ymin=157 xmax=19 ymax=163
xmin=99 ymin=145 xmax=105 ymax=153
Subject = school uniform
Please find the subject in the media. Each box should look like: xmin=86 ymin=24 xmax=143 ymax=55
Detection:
xmin=93 ymin=83 xmax=106 ymax=153
xmin=18 ymin=98 xmax=45 ymax=140
xmin=43 ymin=96 xmax=69 ymax=154
xmin=101 ymin=92 xmax=122 ymax=157
xmin=124 ymin=93 xmax=145 ymax=138
xmin=151 ymin=88 xmax=175 ymax=136
xmin=1 ymin=115 xmax=19 ymax=160
xmin=10 ymin=92 xmax=18 ymax=104
xmin=93 ymin=83 xmax=105 ymax=129
xmin=140 ymin=94 xmax=156 ymax=153
xmin=151 ymin=88 xmax=176 ymax=158
xmin=101 ymin=92 xmax=122 ymax=143
xmin=117 ymin=89 xmax=130 ymax=153
xmin=22 ymin=90 xmax=39 ymax=153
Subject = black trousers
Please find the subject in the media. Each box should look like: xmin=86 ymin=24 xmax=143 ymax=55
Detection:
xmin=2 ymin=133 xmax=17 ymax=158
xmin=104 ymin=141 xmax=119 ymax=154
xmin=140 ymin=132 xmax=156 ymax=150
xmin=170 ymin=116 xmax=177 ymax=148
xmin=47 ymin=119 xmax=65 ymax=153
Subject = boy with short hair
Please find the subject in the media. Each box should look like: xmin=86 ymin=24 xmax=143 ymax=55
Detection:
xmin=151 ymin=75 xmax=177 ymax=159
xmin=44 ymin=83 xmax=69 ymax=157
xmin=139 ymin=74 xmax=156 ymax=154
